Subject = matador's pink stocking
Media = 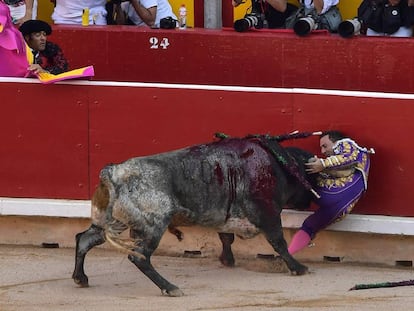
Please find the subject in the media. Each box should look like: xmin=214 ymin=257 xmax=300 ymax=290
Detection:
xmin=288 ymin=229 xmax=311 ymax=254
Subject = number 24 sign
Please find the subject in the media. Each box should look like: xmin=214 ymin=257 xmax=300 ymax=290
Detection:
xmin=149 ymin=37 xmax=170 ymax=49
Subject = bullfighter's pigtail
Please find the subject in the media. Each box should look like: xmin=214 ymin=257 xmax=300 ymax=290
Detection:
xmin=246 ymin=130 xmax=323 ymax=142
xmin=255 ymin=137 xmax=320 ymax=199
xmin=215 ymin=130 xmax=322 ymax=142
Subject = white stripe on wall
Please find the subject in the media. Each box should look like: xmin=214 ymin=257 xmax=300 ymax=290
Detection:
xmin=1 ymin=197 xmax=413 ymax=236
xmin=2 ymin=77 xmax=414 ymax=100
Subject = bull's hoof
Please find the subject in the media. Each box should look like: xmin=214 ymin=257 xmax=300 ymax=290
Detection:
xmin=76 ymin=282 xmax=90 ymax=288
xmin=162 ymin=288 xmax=184 ymax=297
xmin=292 ymin=265 xmax=309 ymax=276
xmin=219 ymin=253 xmax=235 ymax=267
xmin=73 ymin=275 xmax=89 ymax=287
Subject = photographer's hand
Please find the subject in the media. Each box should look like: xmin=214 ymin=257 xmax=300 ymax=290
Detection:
xmin=112 ymin=1 xmax=126 ymax=25
xmin=313 ymin=0 xmax=324 ymax=14
xmin=388 ymin=0 xmax=401 ymax=5
xmin=267 ymin=0 xmax=288 ymax=12
xmin=232 ymin=0 xmax=246 ymax=7
xmin=129 ymin=0 xmax=157 ymax=27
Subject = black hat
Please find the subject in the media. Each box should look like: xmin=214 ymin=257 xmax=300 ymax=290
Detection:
xmin=19 ymin=20 xmax=52 ymax=36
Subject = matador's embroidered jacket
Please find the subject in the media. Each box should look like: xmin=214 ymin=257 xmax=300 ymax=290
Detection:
xmin=317 ymin=138 xmax=375 ymax=191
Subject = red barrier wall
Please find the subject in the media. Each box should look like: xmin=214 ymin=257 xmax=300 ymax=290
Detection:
xmin=0 ymin=82 xmax=89 ymax=199
xmin=48 ymin=26 xmax=414 ymax=94
xmin=1 ymin=79 xmax=413 ymax=217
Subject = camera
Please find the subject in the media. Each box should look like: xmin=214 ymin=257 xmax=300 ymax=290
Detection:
xmin=293 ymin=16 xmax=318 ymax=36
xmin=338 ymin=18 xmax=362 ymax=38
xmin=160 ymin=17 xmax=177 ymax=29
xmin=234 ymin=12 xmax=264 ymax=32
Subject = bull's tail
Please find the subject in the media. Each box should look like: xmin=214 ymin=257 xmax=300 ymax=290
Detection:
xmin=100 ymin=165 xmax=145 ymax=259
xmin=98 ymin=164 xmax=116 ymax=215
xmin=105 ymin=229 xmax=145 ymax=260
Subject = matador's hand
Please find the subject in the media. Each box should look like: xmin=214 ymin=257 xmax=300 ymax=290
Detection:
xmin=28 ymin=64 xmax=49 ymax=75
xmin=305 ymin=157 xmax=324 ymax=174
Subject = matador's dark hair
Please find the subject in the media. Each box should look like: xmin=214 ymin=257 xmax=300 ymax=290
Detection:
xmin=321 ymin=130 xmax=347 ymax=142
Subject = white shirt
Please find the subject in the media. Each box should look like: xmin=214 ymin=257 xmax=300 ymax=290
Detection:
xmin=52 ymin=0 xmax=107 ymax=25
xmin=121 ymin=0 xmax=177 ymax=28
xmin=7 ymin=0 xmax=37 ymax=23
xmin=301 ymin=0 xmax=339 ymax=14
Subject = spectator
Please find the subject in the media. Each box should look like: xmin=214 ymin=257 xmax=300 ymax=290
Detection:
xmin=288 ymin=131 xmax=374 ymax=254
xmin=287 ymin=0 xmax=342 ymax=33
xmin=113 ymin=0 xmax=177 ymax=28
xmin=19 ymin=19 xmax=68 ymax=74
xmin=232 ymin=0 xmax=342 ymax=33
xmin=51 ymin=0 xmax=107 ymax=25
xmin=358 ymin=0 xmax=414 ymax=37
xmin=0 ymin=0 xmax=28 ymax=76
xmin=233 ymin=0 xmax=298 ymax=28
xmin=3 ymin=0 xmax=37 ymax=26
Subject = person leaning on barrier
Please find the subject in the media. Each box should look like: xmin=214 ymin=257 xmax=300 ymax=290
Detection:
xmin=19 ymin=19 xmax=68 ymax=75
xmin=232 ymin=0 xmax=342 ymax=34
xmin=3 ymin=0 xmax=37 ymax=26
xmin=288 ymin=131 xmax=375 ymax=255
xmin=51 ymin=0 xmax=107 ymax=25
xmin=232 ymin=0 xmax=298 ymax=29
xmin=358 ymin=0 xmax=414 ymax=37
xmin=110 ymin=0 xmax=177 ymax=28
xmin=287 ymin=0 xmax=342 ymax=35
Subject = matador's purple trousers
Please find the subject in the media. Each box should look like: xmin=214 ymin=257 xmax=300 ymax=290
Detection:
xmin=288 ymin=171 xmax=365 ymax=254
xmin=302 ymin=171 xmax=365 ymax=239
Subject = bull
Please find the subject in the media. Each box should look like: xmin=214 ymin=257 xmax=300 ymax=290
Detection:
xmin=72 ymin=134 xmax=318 ymax=296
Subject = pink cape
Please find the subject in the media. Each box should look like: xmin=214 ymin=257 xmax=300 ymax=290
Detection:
xmin=0 ymin=2 xmax=29 ymax=77
xmin=36 ymin=65 xmax=95 ymax=84
xmin=1 ymin=3 xmax=95 ymax=83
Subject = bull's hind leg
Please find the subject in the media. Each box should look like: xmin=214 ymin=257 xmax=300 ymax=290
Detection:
xmin=218 ymin=232 xmax=235 ymax=267
xmin=127 ymin=229 xmax=184 ymax=297
xmin=262 ymin=216 xmax=308 ymax=275
xmin=72 ymin=224 xmax=106 ymax=287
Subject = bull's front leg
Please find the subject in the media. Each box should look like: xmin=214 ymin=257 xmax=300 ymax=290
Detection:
xmin=218 ymin=232 xmax=235 ymax=267
xmin=72 ymin=224 xmax=106 ymax=287
xmin=128 ymin=229 xmax=184 ymax=297
xmin=262 ymin=216 xmax=308 ymax=275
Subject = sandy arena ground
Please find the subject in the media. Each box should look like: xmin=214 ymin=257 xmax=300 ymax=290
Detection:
xmin=1 ymin=245 xmax=414 ymax=311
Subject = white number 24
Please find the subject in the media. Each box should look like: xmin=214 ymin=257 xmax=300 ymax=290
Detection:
xmin=149 ymin=37 xmax=170 ymax=49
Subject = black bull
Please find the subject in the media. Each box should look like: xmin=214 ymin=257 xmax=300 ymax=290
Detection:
xmin=72 ymin=137 xmax=316 ymax=296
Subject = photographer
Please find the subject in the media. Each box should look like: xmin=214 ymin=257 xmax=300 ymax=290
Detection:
xmin=358 ymin=0 xmax=414 ymax=37
xmin=111 ymin=0 xmax=176 ymax=28
xmin=232 ymin=0 xmax=298 ymax=28
xmin=232 ymin=0 xmax=342 ymax=33
xmin=286 ymin=0 xmax=342 ymax=33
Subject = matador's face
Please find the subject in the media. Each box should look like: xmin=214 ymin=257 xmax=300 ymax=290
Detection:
xmin=26 ymin=31 xmax=47 ymax=52
xmin=320 ymin=135 xmax=335 ymax=157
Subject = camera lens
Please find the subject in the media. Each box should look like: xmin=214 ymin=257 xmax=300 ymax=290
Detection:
xmin=234 ymin=14 xmax=260 ymax=32
xmin=294 ymin=17 xmax=316 ymax=36
xmin=234 ymin=19 xmax=250 ymax=32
